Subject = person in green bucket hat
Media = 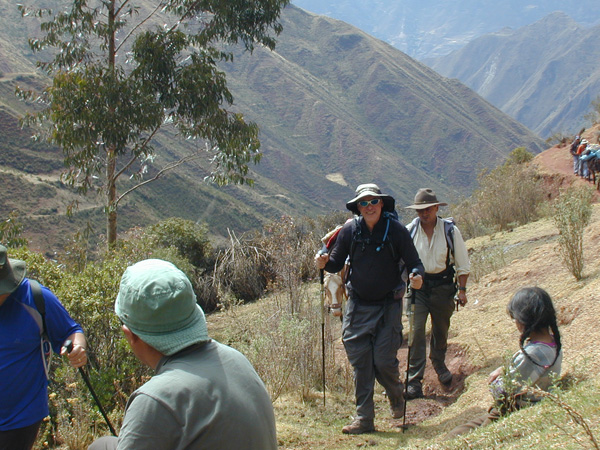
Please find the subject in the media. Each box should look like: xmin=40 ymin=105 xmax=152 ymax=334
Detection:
xmin=88 ymin=259 xmax=277 ymax=450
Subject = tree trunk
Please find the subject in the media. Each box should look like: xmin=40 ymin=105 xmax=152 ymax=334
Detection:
xmin=106 ymin=150 xmax=118 ymax=247
xmin=106 ymin=1 xmax=118 ymax=248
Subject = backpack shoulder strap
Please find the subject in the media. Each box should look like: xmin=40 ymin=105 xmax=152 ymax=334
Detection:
xmin=408 ymin=217 xmax=420 ymax=240
xmin=29 ymin=280 xmax=48 ymax=338
xmin=442 ymin=218 xmax=455 ymax=255
xmin=23 ymin=280 xmax=52 ymax=379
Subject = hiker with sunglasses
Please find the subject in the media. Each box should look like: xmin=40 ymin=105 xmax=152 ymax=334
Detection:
xmin=315 ymin=183 xmax=424 ymax=435
xmin=447 ymin=287 xmax=562 ymax=437
xmin=0 ymin=245 xmax=87 ymax=450
xmin=404 ymin=188 xmax=470 ymax=399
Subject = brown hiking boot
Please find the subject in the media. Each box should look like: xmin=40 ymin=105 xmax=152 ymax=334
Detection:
xmin=342 ymin=418 xmax=375 ymax=434
xmin=389 ymin=395 xmax=405 ymax=419
xmin=435 ymin=365 xmax=453 ymax=386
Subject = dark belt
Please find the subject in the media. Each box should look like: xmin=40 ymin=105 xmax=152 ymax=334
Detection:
xmin=424 ymin=267 xmax=455 ymax=287
xmin=349 ymin=290 xmax=400 ymax=306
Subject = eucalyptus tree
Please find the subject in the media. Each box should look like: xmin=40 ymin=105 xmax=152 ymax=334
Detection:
xmin=18 ymin=0 xmax=290 ymax=246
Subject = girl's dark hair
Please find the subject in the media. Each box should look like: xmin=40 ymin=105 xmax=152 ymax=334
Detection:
xmin=507 ymin=287 xmax=561 ymax=369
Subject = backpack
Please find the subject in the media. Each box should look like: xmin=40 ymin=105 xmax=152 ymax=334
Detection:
xmin=19 ymin=280 xmax=52 ymax=379
xmin=407 ymin=217 xmax=456 ymax=270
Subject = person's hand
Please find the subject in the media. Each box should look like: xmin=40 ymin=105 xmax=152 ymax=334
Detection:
xmin=456 ymin=289 xmax=468 ymax=307
xmin=409 ymin=272 xmax=423 ymax=290
xmin=314 ymin=252 xmax=329 ymax=270
xmin=488 ymin=366 xmax=503 ymax=384
xmin=62 ymin=341 xmax=88 ymax=369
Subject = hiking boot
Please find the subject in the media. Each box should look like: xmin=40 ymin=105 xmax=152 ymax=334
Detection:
xmin=405 ymin=383 xmax=423 ymax=400
xmin=435 ymin=365 xmax=453 ymax=386
xmin=389 ymin=395 xmax=405 ymax=419
xmin=342 ymin=418 xmax=375 ymax=435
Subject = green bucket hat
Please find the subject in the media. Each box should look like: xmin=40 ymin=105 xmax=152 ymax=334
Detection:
xmin=0 ymin=245 xmax=26 ymax=296
xmin=115 ymin=259 xmax=209 ymax=356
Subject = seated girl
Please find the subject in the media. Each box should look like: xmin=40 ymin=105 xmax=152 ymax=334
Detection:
xmin=448 ymin=287 xmax=562 ymax=437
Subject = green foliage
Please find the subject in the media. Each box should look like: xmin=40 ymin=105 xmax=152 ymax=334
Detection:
xmin=146 ymin=218 xmax=212 ymax=268
xmin=552 ymin=186 xmax=593 ymax=280
xmin=0 ymin=210 xmax=28 ymax=248
xmin=18 ymin=0 xmax=290 ymax=246
xmin=504 ymin=146 xmax=534 ymax=166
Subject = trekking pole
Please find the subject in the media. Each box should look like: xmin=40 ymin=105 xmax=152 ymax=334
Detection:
xmin=319 ymin=264 xmax=327 ymax=406
xmin=402 ymin=269 xmax=419 ymax=432
xmin=64 ymin=340 xmax=117 ymax=436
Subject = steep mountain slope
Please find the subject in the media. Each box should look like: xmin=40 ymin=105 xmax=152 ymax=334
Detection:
xmin=426 ymin=12 xmax=600 ymax=137
xmin=0 ymin=3 xmax=545 ymax=251
xmin=224 ymin=6 xmax=546 ymax=208
xmin=291 ymin=0 xmax=600 ymax=60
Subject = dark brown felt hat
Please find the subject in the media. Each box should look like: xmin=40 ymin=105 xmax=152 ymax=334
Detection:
xmin=405 ymin=188 xmax=448 ymax=210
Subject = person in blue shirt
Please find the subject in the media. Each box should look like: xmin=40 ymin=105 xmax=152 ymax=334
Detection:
xmin=0 ymin=245 xmax=87 ymax=450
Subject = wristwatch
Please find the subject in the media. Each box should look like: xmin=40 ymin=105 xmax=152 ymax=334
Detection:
xmin=458 ymin=286 xmax=467 ymax=292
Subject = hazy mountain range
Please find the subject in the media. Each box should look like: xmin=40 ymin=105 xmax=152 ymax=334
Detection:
xmin=426 ymin=12 xmax=600 ymax=138
xmin=291 ymin=0 xmax=600 ymax=60
xmin=0 ymin=2 xmax=545 ymax=251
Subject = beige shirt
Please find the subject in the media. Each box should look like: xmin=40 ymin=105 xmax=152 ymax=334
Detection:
xmin=408 ymin=218 xmax=470 ymax=276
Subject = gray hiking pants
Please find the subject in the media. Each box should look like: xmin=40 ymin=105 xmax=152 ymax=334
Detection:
xmin=407 ymin=282 xmax=456 ymax=386
xmin=342 ymin=297 xmax=404 ymax=421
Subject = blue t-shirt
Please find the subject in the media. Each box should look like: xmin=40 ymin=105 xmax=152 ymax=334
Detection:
xmin=0 ymin=279 xmax=83 ymax=430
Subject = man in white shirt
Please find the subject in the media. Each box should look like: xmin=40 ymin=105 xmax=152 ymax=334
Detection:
xmin=404 ymin=188 xmax=470 ymax=399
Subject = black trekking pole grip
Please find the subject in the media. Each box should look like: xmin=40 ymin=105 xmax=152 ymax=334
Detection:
xmin=64 ymin=340 xmax=118 ymax=436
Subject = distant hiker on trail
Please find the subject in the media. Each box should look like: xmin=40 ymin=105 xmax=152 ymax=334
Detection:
xmin=88 ymin=259 xmax=277 ymax=450
xmin=314 ymin=183 xmax=424 ymax=435
xmin=570 ymin=135 xmax=581 ymax=175
xmin=447 ymin=287 xmax=562 ymax=438
xmin=577 ymin=139 xmax=589 ymax=178
xmin=404 ymin=188 xmax=470 ymax=400
xmin=0 ymin=245 xmax=87 ymax=450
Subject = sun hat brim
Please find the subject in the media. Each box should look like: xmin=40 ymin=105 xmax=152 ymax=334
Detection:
xmin=127 ymin=304 xmax=208 ymax=356
xmin=346 ymin=185 xmax=395 ymax=215
xmin=0 ymin=258 xmax=26 ymax=296
xmin=115 ymin=259 xmax=209 ymax=356
xmin=405 ymin=201 xmax=448 ymax=210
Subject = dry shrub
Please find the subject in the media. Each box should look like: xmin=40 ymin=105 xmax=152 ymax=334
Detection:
xmin=453 ymin=158 xmax=546 ymax=239
xmin=214 ymin=229 xmax=270 ymax=303
xmin=552 ymin=186 xmax=593 ymax=280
